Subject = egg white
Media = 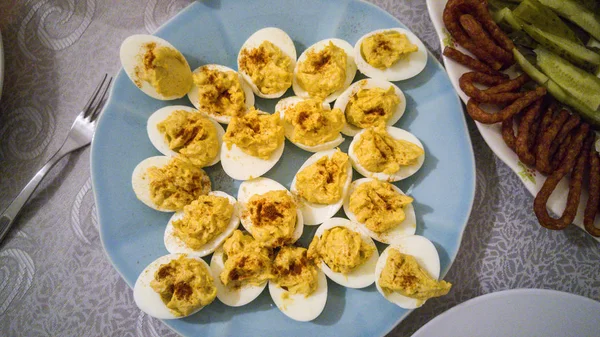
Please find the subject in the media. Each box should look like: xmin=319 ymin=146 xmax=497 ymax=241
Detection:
xmin=237 ymin=178 xmax=304 ymax=244
xmin=187 ymin=64 xmax=255 ymax=124
xmin=276 ymin=96 xmax=345 ymax=152
xmin=343 ymin=178 xmax=416 ymax=244
xmin=147 ymin=105 xmax=225 ymax=167
xmin=120 ymin=34 xmax=192 ymax=100
xmin=220 ymin=116 xmax=285 ymax=180
xmin=209 ymin=246 xmax=267 ymax=307
xmin=131 ymin=156 xmax=211 ymax=212
xmin=313 ymin=217 xmax=379 ymax=288
xmin=348 ymin=126 xmax=425 ymax=182
xmin=354 ymin=28 xmax=427 ymax=82
xmin=133 ymin=253 xmax=214 ymax=319
xmin=374 ymin=235 xmax=441 ymax=309
xmin=333 ymin=79 xmax=407 ymax=136
xmin=237 ymin=27 xmax=297 ymax=98
xmin=290 ymin=149 xmax=352 ymax=225
xmin=131 ymin=156 xmax=172 ymax=212
xmin=268 ymin=266 xmax=328 ymax=322
xmin=164 ymin=191 xmax=240 ymax=257
xmin=292 ymin=38 xmax=357 ymax=103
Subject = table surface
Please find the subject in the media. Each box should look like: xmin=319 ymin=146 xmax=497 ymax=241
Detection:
xmin=0 ymin=1 xmax=599 ymax=336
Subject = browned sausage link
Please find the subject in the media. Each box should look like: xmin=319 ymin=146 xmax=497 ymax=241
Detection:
xmin=533 ymin=125 xmax=591 ymax=230
xmin=501 ymin=116 xmax=517 ymax=151
xmin=443 ymin=47 xmax=506 ymax=76
xmin=443 ymin=0 xmax=503 ymax=70
xmin=527 ymin=104 xmax=544 ymax=150
xmin=554 ymin=133 xmax=573 ymax=167
xmin=550 ymin=113 xmax=581 ymax=164
xmin=484 ymin=74 xmax=530 ymax=94
xmin=459 ymin=14 xmax=514 ymax=65
xmin=584 ymin=149 xmax=600 ymax=237
xmin=459 ymin=72 xmax=523 ymax=103
xmin=533 ymin=101 xmax=556 ymax=156
xmin=466 ymin=86 xmax=546 ymax=124
xmin=535 ymin=109 xmax=569 ymax=175
xmin=462 ymin=0 xmax=515 ymax=53
xmin=515 ymin=98 xmax=543 ymax=166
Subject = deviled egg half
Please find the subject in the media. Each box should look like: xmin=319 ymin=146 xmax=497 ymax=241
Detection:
xmin=221 ymin=109 xmax=285 ymax=180
xmin=293 ymin=38 xmax=357 ymax=103
xmin=354 ymin=28 xmax=427 ymax=81
xmin=290 ymin=149 xmax=352 ymax=225
xmin=120 ymin=34 xmax=192 ymax=100
xmin=348 ymin=125 xmax=425 ymax=182
xmin=131 ymin=156 xmax=211 ymax=212
xmin=375 ymin=235 xmax=452 ymax=309
xmin=134 ymin=253 xmax=216 ymax=319
xmin=343 ymin=178 xmax=416 ymax=243
xmin=147 ymin=105 xmax=225 ymax=167
xmin=269 ymin=245 xmax=328 ymax=322
xmin=238 ymin=27 xmax=297 ymax=98
xmin=334 ymin=79 xmax=406 ymax=136
xmin=187 ymin=64 xmax=255 ymax=124
xmin=276 ymin=96 xmax=345 ymax=152
xmin=308 ymin=218 xmax=379 ymax=288
xmin=237 ymin=177 xmax=304 ymax=247
xmin=210 ymin=230 xmax=272 ymax=307
xmin=164 ymin=191 xmax=239 ymax=257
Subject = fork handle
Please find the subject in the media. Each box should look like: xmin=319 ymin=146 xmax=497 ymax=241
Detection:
xmin=0 ymin=149 xmax=69 ymax=244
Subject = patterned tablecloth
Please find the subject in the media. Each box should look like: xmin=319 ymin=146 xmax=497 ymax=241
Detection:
xmin=1 ymin=1 xmax=599 ymax=336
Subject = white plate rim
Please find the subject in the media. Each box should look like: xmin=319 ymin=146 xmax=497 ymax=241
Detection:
xmin=412 ymin=288 xmax=600 ymax=337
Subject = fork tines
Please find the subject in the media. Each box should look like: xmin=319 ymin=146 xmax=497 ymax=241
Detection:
xmin=83 ymin=74 xmax=113 ymax=121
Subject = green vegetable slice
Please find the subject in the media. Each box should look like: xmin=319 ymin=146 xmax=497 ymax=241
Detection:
xmin=535 ymin=47 xmax=600 ymax=111
xmin=537 ymin=0 xmax=600 ymax=41
xmin=514 ymin=0 xmax=581 ymax=44
xmin=522 ymin=23 xmax=600 ymax=72
xmin=513 ymin=48 xmax=600 ymax=127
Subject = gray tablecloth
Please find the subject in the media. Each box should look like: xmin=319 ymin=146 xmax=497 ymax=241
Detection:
xmin=1 ymin=1 xmax=598 ymax=336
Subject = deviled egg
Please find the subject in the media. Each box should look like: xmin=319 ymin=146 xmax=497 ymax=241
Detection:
xmin=276 ymin=96 xmax=345 ymax=152
xmin=269 ymin=246 xmax=328 ymax=322
xmin=238 ymin=27 xmax=296 ymax=98
xmin=120 ymin=34 xmax=192 ymax=100
xmin=134 ymin=253 xmax=216 ymax=319
xmin=237 ymin=177 xmax=304 ymax=248
xmin=308 ymin=218 xmax=379 ymax=288
xmin=164 ymin=191 xmax=239 ymax=257
xmin=210 ymin=230 xmax=272 ymax=307
xmin=221 ymin=108 xmax=285 ymax=180
xmin=131 ymin=156 xmax=211 ymax=212
xmin=292 ymin=38 xmax=357 ymax=103
xmin=348 ymin=125 xmax=424 ymax=182
xmin=375 ymin=235 xmax=452 ymax=309
xmin=354 ymin=28 xmax=427 ymax=81
xmin=290 ymin=149 xmax=352 ymax=225
xmin=343 ymin=178 xmax=416 ymax=243
xmin=147 ymin=105 xmax=225 ymax=167
xmin=334 ymin=79 xmax=406 ymax=136
xmin=187 ymin=64 xmax=255 ymax=124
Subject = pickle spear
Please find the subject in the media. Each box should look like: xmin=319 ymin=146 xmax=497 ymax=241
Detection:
xmin=536 ymin=0 xmax=600 ymax=41
xmin=513 ymin=48 xmax=600 ymax=127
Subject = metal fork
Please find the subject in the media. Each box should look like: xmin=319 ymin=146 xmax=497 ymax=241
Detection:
xmin=0 ymin=74 xmax=112 ymax=244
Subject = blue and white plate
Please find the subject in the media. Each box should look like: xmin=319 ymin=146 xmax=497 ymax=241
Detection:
xmin=91 ymin=1 xmax=475 ymax=336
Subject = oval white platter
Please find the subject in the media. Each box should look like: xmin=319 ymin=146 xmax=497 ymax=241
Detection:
xmin=426 ymin=0 xmax=600 ymax=241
